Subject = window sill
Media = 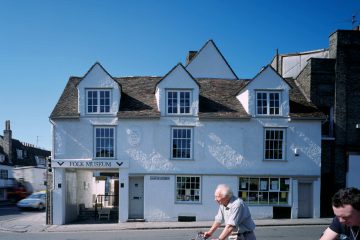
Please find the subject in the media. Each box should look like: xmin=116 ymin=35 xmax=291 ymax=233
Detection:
xmin=254 ymin=115 xmax=287 ymax=118
xmin=171 ymin=158 xmax=194 ymax=161
xmin=263 ymin=159 xmax=288 ymax=162
xmin=175 ymin=201 xmax=202 ymax=205
xmin=165 ymin=114 xmax=196 ymax=117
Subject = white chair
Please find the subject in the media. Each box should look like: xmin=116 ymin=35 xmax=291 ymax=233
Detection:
xmin=98 ymin=208 xmax=111 ymax=220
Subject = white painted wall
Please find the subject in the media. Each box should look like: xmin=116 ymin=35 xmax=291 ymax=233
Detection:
xmin=78 ymin=63 xmax=121 ymax=117
xmin=186 ymin=41 xmax=237 ymax=79
xmin=144 ymin=175 xmax=239 ymax=221
xmin=93 ymin=178 xmax=105 ymax=196
xmin=313 ymin=178 xmax=321 ymax=218
xmin=117 ymin=118 xmax=321 ymax=176
xmin=244 ymin=67 xmax=290 ymax=117
xmin=118 ymin=168 xmax=129 ymax=222
xmin=53 ymin=168 xmax=66 ymax=224
xmin=237 ymin=89 xmax=249 ymax=114
xmin=156 ymin=64 xmax=199 ymax=117
xmin=51 ymin=60 xmax=321 ymax=223
xmin=76 ymin=170 xmax=94 ymax=208
xmin=13 ymin=167 xmax=46 ymax=193
xmin=280 ymin=50 xmax=329 ymax=78
xmin=52 ymin=113 xmax=321 ymax=223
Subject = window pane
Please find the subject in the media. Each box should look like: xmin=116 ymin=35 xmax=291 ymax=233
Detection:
xmin=248 ymin=192 xmax=258 ymax=204
xmin=269 ymin=93 xmax=280 ymax=115
xmin=269 ymin=192 xmax=279 ymax=204
xmin=280 ymin=178 xmax=290 ymax=191
xmin=95 ymin=127 xmax=115 ymax=158
xmin=279 ymin=192 xmax=289 ymax=204
xmin=239 ymin=178 xmax=249 ymax=190
xmin=172 ymin=128 xmax=192 ymax=159
xmin=264 ymin=129 xmax=285 ymax=160
xmin=167 ymin=91 xmax=178 ymax=114
xmin=239 ymin=191 xmax=248 ymax=202
xmin=249 ymin=178 xmax=259 ymax=191
xmin=270 ymin=178 xmax=279 ymax=191
xmin=239 ymin=177 xmax=290 ymax=206
xmin=176 ymin=176 xmax=200 ymax=203
xmin=260 ymin=178 xmax=269 ymax=191
xmin=259 ymin=192 xmax=269 ymax=204
xmin=179 ymin=91 xmax=190 ymax=114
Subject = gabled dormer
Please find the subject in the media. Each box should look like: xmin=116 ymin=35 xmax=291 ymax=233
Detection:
xmin=186 ymin=40 xmax=238 ymax=79
xmin=155 ymin=63 xmax=199 ymax=116
xmin=77 ymin=62 xmax=121 ymax=117
xmin=237 ymin=65 xmax=291 ymax=117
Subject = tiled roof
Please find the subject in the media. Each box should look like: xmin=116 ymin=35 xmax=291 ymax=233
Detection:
xmin=116 ymin=77 xmax=162 ymax=118
xmin=0 ymin=136 xmax=51 ymax=166
xmin=50 ymin=76 xmax=323 ymax=120
xmin=285 ymin=78 xmax=324 ymax=119
xmin=197 ymin=78 xmax=250 ymax=119
xmin=50 ymin=77 xmax=81 ymax=119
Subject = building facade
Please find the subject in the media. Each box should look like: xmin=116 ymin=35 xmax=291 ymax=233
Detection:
xmin=0 ymin=120 xmax=51 ymax=201
xmin=50 ymin=40 xmax=323 ymax=224
xmin=271 ymin=29 xmax=360 ymax=217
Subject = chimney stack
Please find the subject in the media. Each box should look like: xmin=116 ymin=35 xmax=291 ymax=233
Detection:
xmin=3 ymin=120 xmax=12 ymax=164
xmin=186 ymin=51 xmax=197 ymax=65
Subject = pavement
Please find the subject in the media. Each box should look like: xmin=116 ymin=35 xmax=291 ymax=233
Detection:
xmin=0 ymin=211 xmax=332 ymax=233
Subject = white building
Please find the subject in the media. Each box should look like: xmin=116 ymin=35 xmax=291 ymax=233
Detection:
xmin=50 ymin=40 xmax=324 ymax=225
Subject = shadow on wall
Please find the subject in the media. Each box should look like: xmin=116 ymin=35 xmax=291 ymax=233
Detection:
xmin=288 ymin=126 xmax=321 ymax=167
xmin=55 ymin=127 xmax=92 ymax=157
xmin=126 ymin=149 xmax=176 ymax=171
xmin=206 ymin=132 xmax=247 ymax=169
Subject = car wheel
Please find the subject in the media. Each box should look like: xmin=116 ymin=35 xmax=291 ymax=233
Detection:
xmin=38 ymin=203 xmax=45 ymax=211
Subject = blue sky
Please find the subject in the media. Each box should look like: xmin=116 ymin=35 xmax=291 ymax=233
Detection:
xmin=0 ymin=0 xmax=359 ymax=150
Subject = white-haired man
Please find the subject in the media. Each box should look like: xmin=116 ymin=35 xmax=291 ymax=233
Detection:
xmin=204 ymin=184 xmax=256 ymax=240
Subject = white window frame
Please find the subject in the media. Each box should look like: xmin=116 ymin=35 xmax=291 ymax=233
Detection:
xmin=256 ymin=91 xmax=281 ymax=116
xmin=94 ymin=126 xmax=115 ymax=159
xmin=171 ymin=127 xmax=193 ymax=160
xmin=175 ymin=175 xmax=201 ymax=203
xmin=264 ymin=128 xmax=286 ymax=161
xmin=166 ymin=90 xmax=192 ymax=115
xmin=238 ymin=176 xmax=290 ymax=205
xmin=86 ymin=89 xmax=112 ymax=114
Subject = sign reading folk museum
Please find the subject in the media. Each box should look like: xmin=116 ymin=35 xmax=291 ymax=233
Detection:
xmin=54 ymin=160 xmax=124 ymax=169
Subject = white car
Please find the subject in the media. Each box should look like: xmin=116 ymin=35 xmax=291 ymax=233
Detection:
xmin=17 ymin=191 xmax=46 ymax=210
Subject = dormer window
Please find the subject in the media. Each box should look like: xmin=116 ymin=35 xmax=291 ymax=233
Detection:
xmin=86 ymin=89 xmax=111 ymax=114
xmin=166 ymin=90 xmax=191 ymax=115
xmin=16 ymin=149 xmax=23 ymax=159
xmin=256 ymin=91 xmax=281 ymax=116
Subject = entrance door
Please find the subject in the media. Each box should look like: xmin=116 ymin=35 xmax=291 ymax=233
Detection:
xmin=298 ymin=182 xmax=313 ymax=218
xmin=129 ymin=177 xmax=144 ymax=219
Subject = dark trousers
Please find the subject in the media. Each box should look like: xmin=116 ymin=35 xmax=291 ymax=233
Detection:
xmin=237 ymin=231 xmax=256 ymax=240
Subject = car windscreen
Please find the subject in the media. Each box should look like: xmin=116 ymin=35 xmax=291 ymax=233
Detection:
xmin=29 ymin=194 xmax=45 ymax=199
